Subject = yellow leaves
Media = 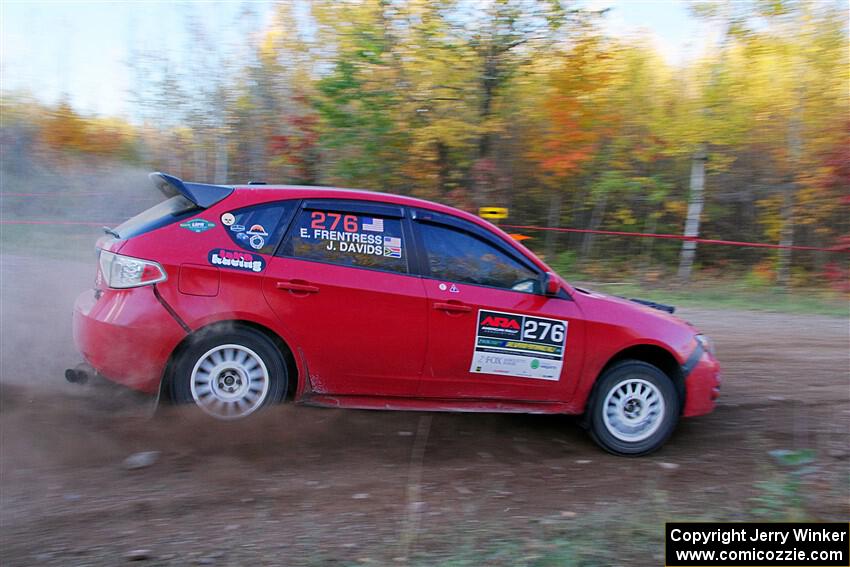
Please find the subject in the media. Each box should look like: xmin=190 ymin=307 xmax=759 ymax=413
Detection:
xmin=529 ymin=30 xmax=614 ymax=180
xmin=38 ymin=102 xmax=137 ymax=158
xmin=705 ymin=153 xmax=735 ymax=174
xmin=747 ymin=260 xmax=777 ymax=286
xmin=234 ymin=91 xmax=255 ymax=112
xmin=259 ymin=27 xmax=282 ymax=65
xmin=664 ymin=201 xmax=687 ymax=218
xmin=795 ymin=183 xmax=843 ymax=238
xmin=39 ymin=102 xmax=88 ymax=152
xmin=757 ymin=194 xmax=784 ymax=242
xmin=613 ymin=207 xmax=637 ymax=226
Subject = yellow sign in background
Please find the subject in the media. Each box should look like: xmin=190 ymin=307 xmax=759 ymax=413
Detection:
xmin=479 ymin=207 xmax=509 ymax=219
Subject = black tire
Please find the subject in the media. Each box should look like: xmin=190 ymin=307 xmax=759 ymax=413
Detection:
xmin=170 ymin=326 xmax=287 ymax=420
xmin=587 ymin=360 xmax=679 ymax=456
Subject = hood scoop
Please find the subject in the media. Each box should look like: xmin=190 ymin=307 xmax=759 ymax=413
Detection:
xmin=627 ymin=298 xmax=676 ymax=314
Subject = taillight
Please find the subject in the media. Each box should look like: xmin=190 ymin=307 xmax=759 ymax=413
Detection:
xmin=98 ymin=250 xmax=167 ymax=289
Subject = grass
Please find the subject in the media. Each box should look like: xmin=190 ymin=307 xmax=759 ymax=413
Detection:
xmin=398 ymin=506 xmax=668 ymax=567
xmin=571 ymin=280 xmax=848 ymax=317
xmin=394 ymin=470 xmax=814 ymax=566
xmin=396 ymin=465 xmax=817 ymax=567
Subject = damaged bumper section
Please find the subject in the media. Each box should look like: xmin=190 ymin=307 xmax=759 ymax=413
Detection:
xmin=72 ymin=287 xmax=186 ymax=394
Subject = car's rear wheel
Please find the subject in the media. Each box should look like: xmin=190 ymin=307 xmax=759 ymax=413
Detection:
xmin=587 ymin=360 xmax=679 ymax=456
xmin=170 ymin=327 xmax=287 ymax=420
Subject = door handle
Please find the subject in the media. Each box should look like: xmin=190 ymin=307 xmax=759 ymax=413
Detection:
xmin=434 ymin=302 xmax=472 ymax=313
xmin=276 ymin=280 xmax=319 ymax=294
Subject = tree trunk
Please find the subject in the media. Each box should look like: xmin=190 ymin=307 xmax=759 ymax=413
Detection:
xmin=640 ymin=214 xmax=658 ymax=282
xmin=580 ymin=193 xmax=608 ymax=260
xmin=194 ymin=143 xmax=207 ymax=182
xmin=778 ymin=75 xmax=804 ymax=290
xmin=568 ymin=179 xmax=589 ymax=251
xmin=543 ymin=189 xmax=562 ymax=262
xmin=214 ymin=134 xmax=229 ymax=184
xmin=436 ymin=141 xmax=450 ymax=196
xmin=249 ymin=132 xmax=266 ymax=182
xmin=776 ymin=185 xmax=794 ymax=288
xmin=677 ymin=147 xmax=708 ymax=282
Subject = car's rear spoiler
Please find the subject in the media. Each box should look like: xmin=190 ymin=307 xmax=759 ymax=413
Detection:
xmin=149 ymin=172 xmax=234 ymax=208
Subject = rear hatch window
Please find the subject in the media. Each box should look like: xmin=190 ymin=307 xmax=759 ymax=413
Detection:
xmin=108 ymin=173 xmax=234 ymax=239
xmin=113 ymin=195 xmax=199 ymax=239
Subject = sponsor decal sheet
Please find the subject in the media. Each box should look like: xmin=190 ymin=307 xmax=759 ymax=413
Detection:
xmin=470 ymin=309 xmax=568 ymax=381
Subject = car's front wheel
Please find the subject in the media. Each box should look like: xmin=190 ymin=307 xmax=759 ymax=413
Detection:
xmin=170 ymin=327 xmax=287 ymax=420
xmin=587 ymin=360 xmax=679 ymax=456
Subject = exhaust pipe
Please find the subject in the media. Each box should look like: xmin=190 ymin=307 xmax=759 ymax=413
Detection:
xmin=65 ymin=363 xmax=95 ymax=385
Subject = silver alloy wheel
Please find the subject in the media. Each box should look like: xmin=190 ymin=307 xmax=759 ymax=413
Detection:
xmin=601 ymin=378 xmax=666 ymax=442
xmin=190 ymin=344 xmax=270 ymax=419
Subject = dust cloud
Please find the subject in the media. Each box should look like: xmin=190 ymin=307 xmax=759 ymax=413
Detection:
xmin=1 ymin=163 xmax=158 ymax=391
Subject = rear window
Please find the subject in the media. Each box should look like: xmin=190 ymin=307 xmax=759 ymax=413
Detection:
xmin=114 ymin=195 xmax=199 ymax=239
xmin=220 ymin=201 xmax=297 ymax=255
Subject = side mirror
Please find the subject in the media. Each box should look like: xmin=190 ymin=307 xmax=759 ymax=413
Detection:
xmin=542 ymin=271 xmax=560 ymax=296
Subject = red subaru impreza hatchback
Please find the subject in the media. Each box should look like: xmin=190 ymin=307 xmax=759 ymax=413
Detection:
xmin=71 ymin=172 xmax=720 ymax=455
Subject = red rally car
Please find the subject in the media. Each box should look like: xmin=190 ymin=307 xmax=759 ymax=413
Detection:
xmin=71 ymin=172 xmax=720 ymax=455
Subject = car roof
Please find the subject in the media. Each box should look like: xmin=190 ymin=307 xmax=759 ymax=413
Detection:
xmin=232 ymin=184 xmax=479 ymax=225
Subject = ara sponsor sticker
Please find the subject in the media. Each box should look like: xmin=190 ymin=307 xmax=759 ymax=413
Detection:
xmin=470 ymin=309 xmax=568 ymax=381
xmin=221 ymin=213 xmax=236 ymax=226
xmin=180 ymin=219 xmax=216 ymax=233
xmin=208 ymin=248 xmax=265 ymax=273
xmin=247 ymin=224 xmax=268 ymax=236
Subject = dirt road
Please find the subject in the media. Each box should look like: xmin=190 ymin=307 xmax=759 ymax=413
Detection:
xmin=1 ymin=253 xmax=848 ymax=565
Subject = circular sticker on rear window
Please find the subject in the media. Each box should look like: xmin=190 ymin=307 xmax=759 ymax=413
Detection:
xmin=249 ymin=234 xmax=265 ymax=249
xmin=221 ymin=213 xmax=235 ymax=226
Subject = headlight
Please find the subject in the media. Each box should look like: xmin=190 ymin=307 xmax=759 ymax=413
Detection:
xmin=695 ymin=333 xmax=715 ymax=356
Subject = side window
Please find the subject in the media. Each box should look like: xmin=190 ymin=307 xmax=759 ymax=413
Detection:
xmin=220 ymin=201 xmax=296 ymax=255
xmin=282 ymin=208 xmax=408 ymax=274
xmin=418 ymin=222 xmax=540 ymax=293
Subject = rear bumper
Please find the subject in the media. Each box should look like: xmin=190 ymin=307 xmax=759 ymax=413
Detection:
xmin=682 ymin=350 xmax=721 ymax=417
xmin=72 ymin=287 xmax=186 ymax=394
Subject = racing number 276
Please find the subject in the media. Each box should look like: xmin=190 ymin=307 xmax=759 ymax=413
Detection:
xmin=524 ymin=320 xmax=565 ymax=343
xmin=311 ymin=212 xmax=358 ymax=232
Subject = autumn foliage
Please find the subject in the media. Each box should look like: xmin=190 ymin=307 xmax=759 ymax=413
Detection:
xmin=2 ymin=0 xmax=847 ymax=287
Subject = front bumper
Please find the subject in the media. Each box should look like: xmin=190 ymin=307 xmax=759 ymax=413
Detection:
xmin=682 ymin=348 xmax=721 ymax=417
xmin=72 ymin=287 xmax=186 ymax=394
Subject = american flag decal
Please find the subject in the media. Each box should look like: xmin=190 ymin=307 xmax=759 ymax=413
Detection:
xmin=362 ymin=217 xmax=384 ymax=232
xmin=383 ymin=236 xmax=402 ymax=258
